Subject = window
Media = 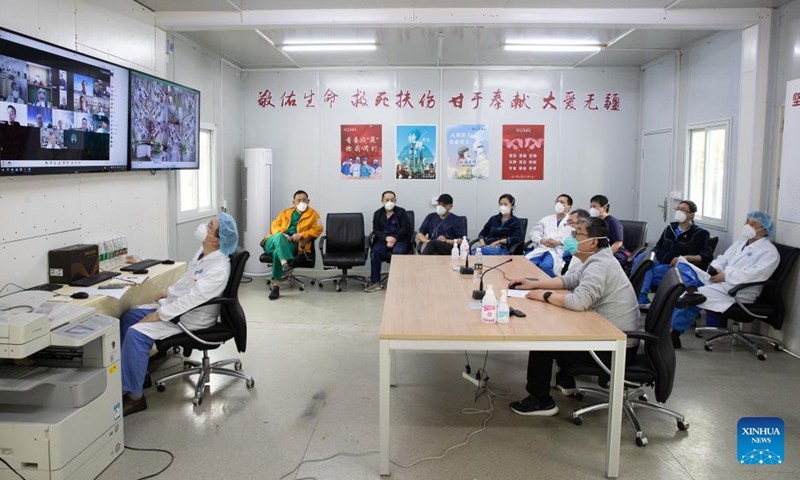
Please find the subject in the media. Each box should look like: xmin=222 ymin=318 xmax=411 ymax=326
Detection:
xmin=178 ymin=124 xmax=215 ymax=221
xmin=686 ymin=120 xmax=730 ymax=229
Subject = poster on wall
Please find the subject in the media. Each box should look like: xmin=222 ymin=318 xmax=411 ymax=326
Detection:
xmin=340 ymin=124 xmax=382 ymax=179
xmin=502 ymin=124 xmax=545 ymax=180
xmin=446 ymin=124 xmax=489 ymax=180
xmin=395 ymin=125 xmax=436 ymax=179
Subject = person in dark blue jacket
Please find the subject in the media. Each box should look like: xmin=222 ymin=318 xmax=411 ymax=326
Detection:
xmin=473 ymin=193 xmax=523 ymax=256
xmin=366 ymin=191 xmax=412 ymax=292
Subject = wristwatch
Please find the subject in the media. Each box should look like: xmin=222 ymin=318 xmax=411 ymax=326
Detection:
xmin=543 ymin=291 xmax=554 ymax=303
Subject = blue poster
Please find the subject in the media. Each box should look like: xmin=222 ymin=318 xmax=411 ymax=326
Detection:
xmin=395 ymin=125 xmax=436 ymax=179
xmin=446 ymin=124 xmax=489 ymax=180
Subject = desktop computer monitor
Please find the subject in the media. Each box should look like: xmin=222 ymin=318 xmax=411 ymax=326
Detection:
xmin=0 ymin=27 xmax=129 ymax=175
xmin=128 ymin=70 xmax=200 ymax=171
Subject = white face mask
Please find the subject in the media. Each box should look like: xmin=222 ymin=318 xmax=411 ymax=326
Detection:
xmin=12 ymin=90 xmax=19 ymax=99
xmin=499 ymin=205 xmax=511 ymax=215
xmin=194 ymin=223 xmax=208 ymax=243
xmin=741 ymin=224 xmax=760 ymax=240
xmin=554 ymin=202 xmax=566 ymax=214
xmin=436 ymin=205 xmax=447 ymax=216
xmin=589 ymin=207 xmax=601 ymax=218
xmin=384 ymin=201 xmax=395 ymax=211
xmin=296 ymin=202 xmax=308 ymax=212
xmin=674 ymin=210 xmax=687 ymax=223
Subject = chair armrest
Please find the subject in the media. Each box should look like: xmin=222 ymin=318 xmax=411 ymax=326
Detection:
xmin=318 ymin=235 xmax=327 ymax=254
xmin=523 ymin=240 xmax=534 ymax=251
xmin=727 ymin=280 xmax=780 ymax=296
xmin=259 ymin=236 xmax=267 ymax=248
xmin=628 ymin=246 xmax=647 ymax=264
xmin=624 ymin=331 xmax=659 ymax=342
xmin=174 ymin=321 xmax=225 ymax=347
xmin=468 ymin=238 xmax=481 ymax=249
xmin=297 ymin=237 xmax=314 ymax=261
xmin=167 ymin=297 xmax=234 ymax=324
xmin=587 ymin=351 xmax=640 ymax=388
xmin=508 ymin=240 xmax=526 ymax=255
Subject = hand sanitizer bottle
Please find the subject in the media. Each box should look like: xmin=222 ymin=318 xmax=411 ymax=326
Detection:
xmin=451 ymin=241 xmax=460 ymax=269
xmin=459 ymin=236 xmax=469 ymax=261
xmin=497 ymin=289 xmax=510 ymax=324
xmin=481 ymin=285 xmax=497 ymax=323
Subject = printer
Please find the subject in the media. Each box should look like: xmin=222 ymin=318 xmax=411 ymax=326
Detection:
xmin=0 ymin=297 xmax=123 ymax=480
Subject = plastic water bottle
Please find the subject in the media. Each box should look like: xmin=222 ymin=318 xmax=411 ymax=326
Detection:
xmin=473 ymin=247 xmax=484 ymax=283
xmin=97 ymin=241 xmax=106 ymax=271
xmin=459 ymin=236 xmax=469 ymax=261
xmin=451 ymin=241 xmax=460 ymax=269
xmin=481 ymin=285 xmax=497 ymax=323
xmin=497 ymin=289 xmax=510 ymax=324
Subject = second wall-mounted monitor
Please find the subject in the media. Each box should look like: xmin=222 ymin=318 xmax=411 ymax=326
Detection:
xmin=129 ymin=71 xmax=200 ymax=171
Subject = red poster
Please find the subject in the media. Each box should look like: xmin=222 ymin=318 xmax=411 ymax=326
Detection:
xmin=502 ymin=124 xmax=544 ymax=180
xmin=340 ymin=124 xmax=383 ymax=179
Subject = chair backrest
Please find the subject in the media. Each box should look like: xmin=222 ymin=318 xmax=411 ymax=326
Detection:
xmin=325 ymin=213 xmax=365 ymax=252
xmin=642 ymin=267 xmax=685 ymax=403
xmin=509 ymin=217 xmax=528 ymax=255
xmin=222 ymin=247 xmax=250 ymax=353
xmin=406 ymin=210 xmax=415 ymax=248
xmin=628 ymin=255 xmax=654 ymax=295
xmin=620 ymin=219 xmax=647 ymax=253
xmin=751 ymin=242 xmax=800 ymax=330
xmin=518 ymin=217 xmax=528 ymax=240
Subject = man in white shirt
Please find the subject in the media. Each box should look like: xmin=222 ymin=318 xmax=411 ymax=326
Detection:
xmin=119 ymin=212 xmax=239 ymax=415
xmin=525 ymin=194 xmax=574 ymax=277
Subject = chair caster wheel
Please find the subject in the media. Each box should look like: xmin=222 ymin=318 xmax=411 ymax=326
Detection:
xmin=573 ymin=392 xmax=584 ymax=400
xmin=299 ymin=287 xmax=305 ymax=291
xmin=172 ymin=347 xmax=181 ymax=354
xmin=638 ymin=394 xmax=648 ymax=402
xmin=704 ymin=344 xmax=713 ymax=352
xmin=234 ymin=362 xmax=242 ymax=371
xmin=636 ymin=437 xmax=648 ymax=447
xmin=318 ymin=283 xmax=324 ymax=288
xmin=572 ymin=416 xmax=583 ymax=426
xmin=774 ymin=344 xmax=783 ymax=351
xmin=193 ymin=397 xmax=202 ymax=406
xmin=311 ymin=280 xmax=316 ymax=285
xmin=694 ymin=331 xmax=703 ymax=338
xmin=246 ymin=379 xmax=255 ymax=388
xmin=183 ymin=362 xmax=193 ymax=369
xmin=757 ymin=352 xmax=767 ymax=361
xmin=677 ymin=421 xmax=689 ymax=431
xmin=336 ymin=287 xmax=342 ymax=292
xmin=157 ymin=384 xmax=166 ymax=393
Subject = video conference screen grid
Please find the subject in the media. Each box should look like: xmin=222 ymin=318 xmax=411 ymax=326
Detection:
xmin=0 ymin=27 xmax=129 ymax=175
xmin=129 ymin=71 xmax=200 ymax=171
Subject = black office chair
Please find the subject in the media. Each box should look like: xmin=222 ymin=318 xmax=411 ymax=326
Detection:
xmin=564 ymin=267 xmax=687 ymax=447
xmin=695 ymin=236 xmax=719 ymax=272
xmin=696 ymin=243 xmax=800 ymax=361
xmin=154 ymin=248 xmax=254 ymax=406
xmin=259 ymin=237 xmax=317 ymax=291
xmin=620 ymin=220 xmax=648 ymax=272
xmin=318 ymin=213 xmax=369 ymax=292
xmin=629 ymin=251 xmax=655 ymax=296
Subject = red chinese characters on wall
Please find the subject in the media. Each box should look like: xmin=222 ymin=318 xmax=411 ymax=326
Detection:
xmin=502 ymin=125 xmax=544 ymax=180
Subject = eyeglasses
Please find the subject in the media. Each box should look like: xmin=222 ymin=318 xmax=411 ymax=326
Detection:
xmin=675 ymin=208 xmax=692 ymax=214
xmin=571 ymin=230 xmax=588 ymax=238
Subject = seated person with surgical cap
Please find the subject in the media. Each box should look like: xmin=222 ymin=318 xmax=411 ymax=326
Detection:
xmin=119 ymin=212 xmax=239 ymax=415
xmin=669 ymin=211 xmax=780 ymax=348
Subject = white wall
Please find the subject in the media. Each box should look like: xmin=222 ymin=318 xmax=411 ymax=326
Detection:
xmin=0 ymin=0 xmax=169 ymax=293
xmin=764 ymin=0 xmax=800 ymax=352
xmin=243 ymin=67 xmax=640 ymax=255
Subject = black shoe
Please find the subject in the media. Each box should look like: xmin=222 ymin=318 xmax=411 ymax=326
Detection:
xmin=671 ymin=329 xmax=682 ymax=349
xmin=676 ymin=292 xmax=707 ymax=309
xmin=554 ymin=372 xmax=578 ymax=396
xmin=147 ymin=351 xmax=169 ymax=373
xmin=269 ymin=286 xmax=280 ymax=300
xmin=143 ymin=374 xmax=152 ymax=389
xmin=123 ymin=394 xmax=147 ymax=417
xmin=510 ymin=395 xmax=559 ymax=416
xmin=281 ymin=261 xmax=294 ymax=276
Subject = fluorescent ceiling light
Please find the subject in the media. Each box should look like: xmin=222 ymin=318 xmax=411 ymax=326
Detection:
xmin=281 ymin=41 xmax=378 ymax=52
xmin=503 ymin=43 xmax=603 ymax=52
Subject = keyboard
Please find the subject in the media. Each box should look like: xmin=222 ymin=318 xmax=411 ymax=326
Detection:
xmin=121 ymin=259 xmax=163 ymax=272
xmin=27 ymin=283 xmax=63 ymax=292
xmin=69 ymin=271 xmax=120 ymax=287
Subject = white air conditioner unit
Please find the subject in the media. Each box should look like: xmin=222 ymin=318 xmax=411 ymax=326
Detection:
xmin=243 ymin=148 xmax=272 ymax=276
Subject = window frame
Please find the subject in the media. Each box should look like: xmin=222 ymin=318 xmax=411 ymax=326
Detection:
xmin=177 ymin=122 xmax=217 ymax=223
xmin=684 ymin=119 xmax=732 ymax=231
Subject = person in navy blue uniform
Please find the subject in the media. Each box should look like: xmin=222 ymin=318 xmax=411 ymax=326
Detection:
xmin=417 ymin=193 xmax=466 ymax=255
xmin=634 ymin=199 xmax=711 ymax=306
xmin=473 ymin=193 xmax=523 ymax=256
xmin=589 ymin=194 xmax=628 ymax=266
xmin=365 ymin=191 xmax=412 ymax=292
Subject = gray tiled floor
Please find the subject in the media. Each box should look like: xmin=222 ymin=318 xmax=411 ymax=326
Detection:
xmin=99 ymin=270 xmax=800 ymax=479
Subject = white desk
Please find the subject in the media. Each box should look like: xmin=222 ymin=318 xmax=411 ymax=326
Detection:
xmin=378 ymin=256 xmax=627 ymax=478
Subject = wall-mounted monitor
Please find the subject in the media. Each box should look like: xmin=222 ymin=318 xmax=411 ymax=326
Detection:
xmin=0 ymin=27 xmax=129 ymax=175
xmin=129 ymin=71 xmax=200 ymax=171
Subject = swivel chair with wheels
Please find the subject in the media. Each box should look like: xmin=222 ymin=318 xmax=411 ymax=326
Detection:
xmin=318 ymin=213 xmax=369 ymax=292
xmin=259 ymin=237 xmax=317 ymax=291
xmin=620 ymin=219 xmax=648 ymax=272
xmin=696 ymin=243 xmax=799 ymax=361
xmin=154 ymin=247 xmax=254 ymax=406
xmin=563 ymin=267 xmax=688 ymax=447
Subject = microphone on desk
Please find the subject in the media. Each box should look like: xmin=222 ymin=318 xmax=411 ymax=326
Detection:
xmin=459 ymin=253 xmax=473 ymax=275
xmin=472 ymin=258 xmax=514 ymax=300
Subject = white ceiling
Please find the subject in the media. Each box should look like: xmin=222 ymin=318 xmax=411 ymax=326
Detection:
xmin=135 ymin=0 xmax=794 ymax=69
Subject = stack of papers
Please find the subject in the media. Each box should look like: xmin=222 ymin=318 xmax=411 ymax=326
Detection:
xmin=108 ymin=276 xmax=148 ymax=286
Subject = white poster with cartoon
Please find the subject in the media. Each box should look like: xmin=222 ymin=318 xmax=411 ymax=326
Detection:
xmin=446 ymin=124 xmax=489 ymax=179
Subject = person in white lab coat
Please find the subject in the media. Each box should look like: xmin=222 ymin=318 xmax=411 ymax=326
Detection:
xmin=119 ymin=212 xmax=239 ymax=416
xmin=524 ymin=194 xmax=574 ymax=277
xmin=670 ymin=211 xmax=780 ymax=348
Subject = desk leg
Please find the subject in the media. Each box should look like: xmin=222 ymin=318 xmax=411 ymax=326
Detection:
xmin=380 ymin=340 xmax=391 ymax=476
xmin=605 ymin=339 xmax=626 ymax=478
xmin=391 ymin=350 xmax=397 ymax=386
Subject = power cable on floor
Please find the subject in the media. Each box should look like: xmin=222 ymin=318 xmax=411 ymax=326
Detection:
xmin=125 ymin=446 xmax=174 ymax=479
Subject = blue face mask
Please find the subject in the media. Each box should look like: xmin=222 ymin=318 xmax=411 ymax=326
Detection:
xmin=563 ymin=236 xmax=579 ymax=254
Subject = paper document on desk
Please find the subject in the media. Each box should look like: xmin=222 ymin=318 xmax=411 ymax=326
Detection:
xmin=108 ymin=276 xmax=148 ymax=286
xmin=676 ymin=256 xmax=711 ymax=285
xmin=79 ymin=287 xmax=129 ymax=300
xmin=507 ymin=290 xmax=529 ymax=299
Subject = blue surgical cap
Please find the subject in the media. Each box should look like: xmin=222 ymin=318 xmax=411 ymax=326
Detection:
xmin=746 ymin=211 xmax=775 ymax=238
xmin=217 ymin=212 xmax=239 ymax=255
